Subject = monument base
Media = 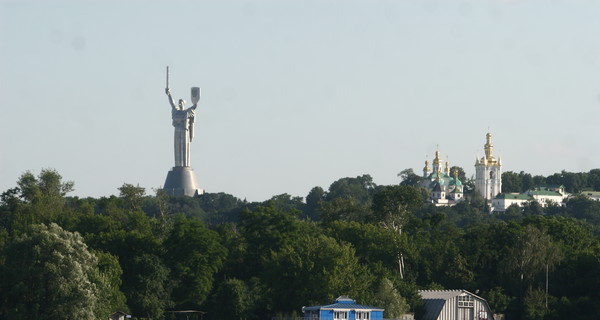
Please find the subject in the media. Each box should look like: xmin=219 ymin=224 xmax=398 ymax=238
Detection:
xmin=163 ymin=166 xmax=204 ymax=197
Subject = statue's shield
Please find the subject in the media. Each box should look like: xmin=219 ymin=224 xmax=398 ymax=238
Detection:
xmin=191 ymin=87 xmax=201 ymax=104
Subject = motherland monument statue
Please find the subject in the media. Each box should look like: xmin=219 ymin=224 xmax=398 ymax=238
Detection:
xmin=163 ymin=66 xmax=204 ymax=196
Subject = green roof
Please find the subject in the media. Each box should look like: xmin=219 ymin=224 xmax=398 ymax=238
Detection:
xmin=528 ymin=190 xmax=562 ymax=197
xmin=449 ymin=178 xmax=462 ymax=186
xmin=496 ymin=194 xmax=533 ymax=200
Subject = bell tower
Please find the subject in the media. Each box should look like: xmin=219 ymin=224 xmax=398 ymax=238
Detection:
xmin=475 ymin=132 xmax=502 ymax=201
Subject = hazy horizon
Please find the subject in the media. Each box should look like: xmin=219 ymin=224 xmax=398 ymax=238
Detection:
xmin=1 ymin=0 xmax=599 ymax=201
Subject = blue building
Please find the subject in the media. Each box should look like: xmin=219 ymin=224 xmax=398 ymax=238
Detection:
xmin=302 ymin=296 xmax=384 ymax=320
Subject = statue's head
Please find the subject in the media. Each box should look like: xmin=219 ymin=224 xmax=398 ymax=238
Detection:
xmin=178 ymin=99 xmax=186 ymax=110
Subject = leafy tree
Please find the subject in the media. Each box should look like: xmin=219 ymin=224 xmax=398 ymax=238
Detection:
xmin=238 ymin=203 xmax=306 ymax=277
xmin=320 ymin=197 xmax=371 ymax=225
xmin=0 ymin=223 xmax=110 ymax=319
xmin=371 ymin=185 xmax=422 ymax=279
xmin=449 ymin=166 xmax=467 ymax=184
xmin=124 ymin=253 xmax=171 ymax=319
xmin=565 ymin=195 xmax=600 ymax=229
xmin=164 ymin=215 xmax=227 ymax=308
xmin=196 ymin=192 xmax=245 ymax=225
xmin=502 ymin=171 xmax=522 ymax=193
xmin=85 ymin=229 xmax=166 ymax=316
xmin=546 ymin=170 xmax=587 ymax=193
xmin=398 ymin=168 xmax=422 ymax=186
xmin=325 ymin=174 xmax=376 ymax=204
xmin=118 ymin=183 xmax=146 ymax=212
xmin=210 ymin=278 xmax=259 ymax=320
xmin=373 ymin=278 xmax=409 ymax=318
xmin=8 ymin=169 xmax=74 ymax=230
xmin=264 ymin=234 xmax=373 ymax=313
xmin=326 ymin=221 xmax=398 ymax=269
xmin=94 ymin=250 xmax=128 ymax=313
xmin=268 ymin=193 xmax=306 ymax=215
xmin=504 ymin=225 xmax=562 ymax=289
xmin=588 ymin=169 xmax=600 ymax=191
xmin=461 ymin=222 xmax=517 ymax=292
xmin=496 ymin=204 xmax=524 ymax=223
xmin=523 ymin=288 xmax=553 ymax=320
xmin=522 ymin=201 xmax=544 ymax=217
xmin=484 ymin=287 xmax=513 ymax=315
xmin=305 ymin=186 xmax=326 ymax=221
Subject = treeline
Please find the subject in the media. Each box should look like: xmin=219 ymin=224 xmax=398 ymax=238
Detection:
xmin=502 ymin=169 xmax=600 ymax=194
xmin=1 ymin=170 xmax=600 ymax=320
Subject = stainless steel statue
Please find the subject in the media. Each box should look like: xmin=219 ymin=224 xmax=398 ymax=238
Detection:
xmin=162 ymin=66 xmax=204 ymax=197
xmin=165 ymin=86 xmax=199 ymax=167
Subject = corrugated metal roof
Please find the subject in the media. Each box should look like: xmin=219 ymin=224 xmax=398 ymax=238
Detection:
xmin=418 ymin=290 xmax=494 ymax=320
xmin=419 ymin=289 xmax=487 ymax=301
xmin=303 ymin=302 xmax=384 ymax=312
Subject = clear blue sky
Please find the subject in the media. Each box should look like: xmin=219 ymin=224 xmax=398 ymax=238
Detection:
xmin=1 ymin=0 xmax=599 ymax=201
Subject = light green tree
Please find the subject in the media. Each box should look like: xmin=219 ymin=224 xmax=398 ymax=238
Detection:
xmin=0 ymin=223 xmax=110 ymax=319
xmin=373 ymin=278 xmax=409 ymax=318
xmin=8 ymin=169 xmax=74 ymax=230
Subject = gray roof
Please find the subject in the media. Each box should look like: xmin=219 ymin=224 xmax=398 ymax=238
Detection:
xmin=418 ymin=290 xmax=494 ymax=320
xmin=419 ymin=289 xmax=485 ymax=300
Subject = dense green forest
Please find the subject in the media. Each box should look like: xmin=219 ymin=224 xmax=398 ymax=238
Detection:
xmin=2 ymin=168 xmax=600 ymax=320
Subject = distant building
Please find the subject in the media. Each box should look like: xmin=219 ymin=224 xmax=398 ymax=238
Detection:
xmin=420 ymin=149 xmax=465 ymax=206
xmin=525 ymin=185 xmax=569 ymax=206
xmin=580 ymin=191 xmax=600 ymax=201
xmin=475 ymin=133 xmax=502 ymax=202
xmin=491 ymin=193 xmax=533 ymax=211
xmin=492 ymin=185 xmax=570 ymax=212
xmin=109 ymin=311 xmax=129 ymax=320
xmin=419 ymin=290 xmax=494 ymax=320
xmin=302 ymin=296 xmax=384 ymax=320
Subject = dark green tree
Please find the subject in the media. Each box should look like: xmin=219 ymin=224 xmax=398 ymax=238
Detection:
xmin=398 ymin=168 xmax=422 ymax=186
xmin=371 ymin=185 xmax=422 ymax=279
xmin=164 ymin=215 xmax=227 ymax=308
xmin=325 ymin=174 xmax=376 ymax=204
xmin=264 ymin=234 xmax=373 ymax=313
xmin=210 ymin=278 xmax=259 ymax=320
xmin=124 ymin=253 xmax=171 ymax=319
xmin=305 ymin=186 xmax=326 ymax=221
xmin=238 ymin=203 xmax=306 ymax=277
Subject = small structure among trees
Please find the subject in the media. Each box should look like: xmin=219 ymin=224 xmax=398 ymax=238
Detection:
xmin=418 ymin=290 xmax=494 ymax=320
xmin=302 ymin=296 xmax=384 ymax=320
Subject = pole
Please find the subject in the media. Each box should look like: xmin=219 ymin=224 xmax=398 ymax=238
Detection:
xmin=545 ymin=263 xmax=549 ymax=309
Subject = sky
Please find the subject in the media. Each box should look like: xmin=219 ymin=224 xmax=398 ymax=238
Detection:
xmin=1 ymin=0 xmax=600 ymax=202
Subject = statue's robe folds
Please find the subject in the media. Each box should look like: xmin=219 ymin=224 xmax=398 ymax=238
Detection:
xmin=172 ymin=107 xmax=195 ymax=167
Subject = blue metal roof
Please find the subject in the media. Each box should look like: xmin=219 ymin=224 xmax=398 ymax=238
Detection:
xmin=303 ymin=297 xmax=384 ymax=312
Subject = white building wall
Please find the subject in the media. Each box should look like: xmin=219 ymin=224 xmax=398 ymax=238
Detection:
xmin=432 ymin=296 xmax=492 ymax=320
xmin=475 ymin=165 xmax=502 ymax=201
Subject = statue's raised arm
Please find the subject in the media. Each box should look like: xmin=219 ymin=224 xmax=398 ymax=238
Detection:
xmin=166 ymin=88 xmax=177 ymax=109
